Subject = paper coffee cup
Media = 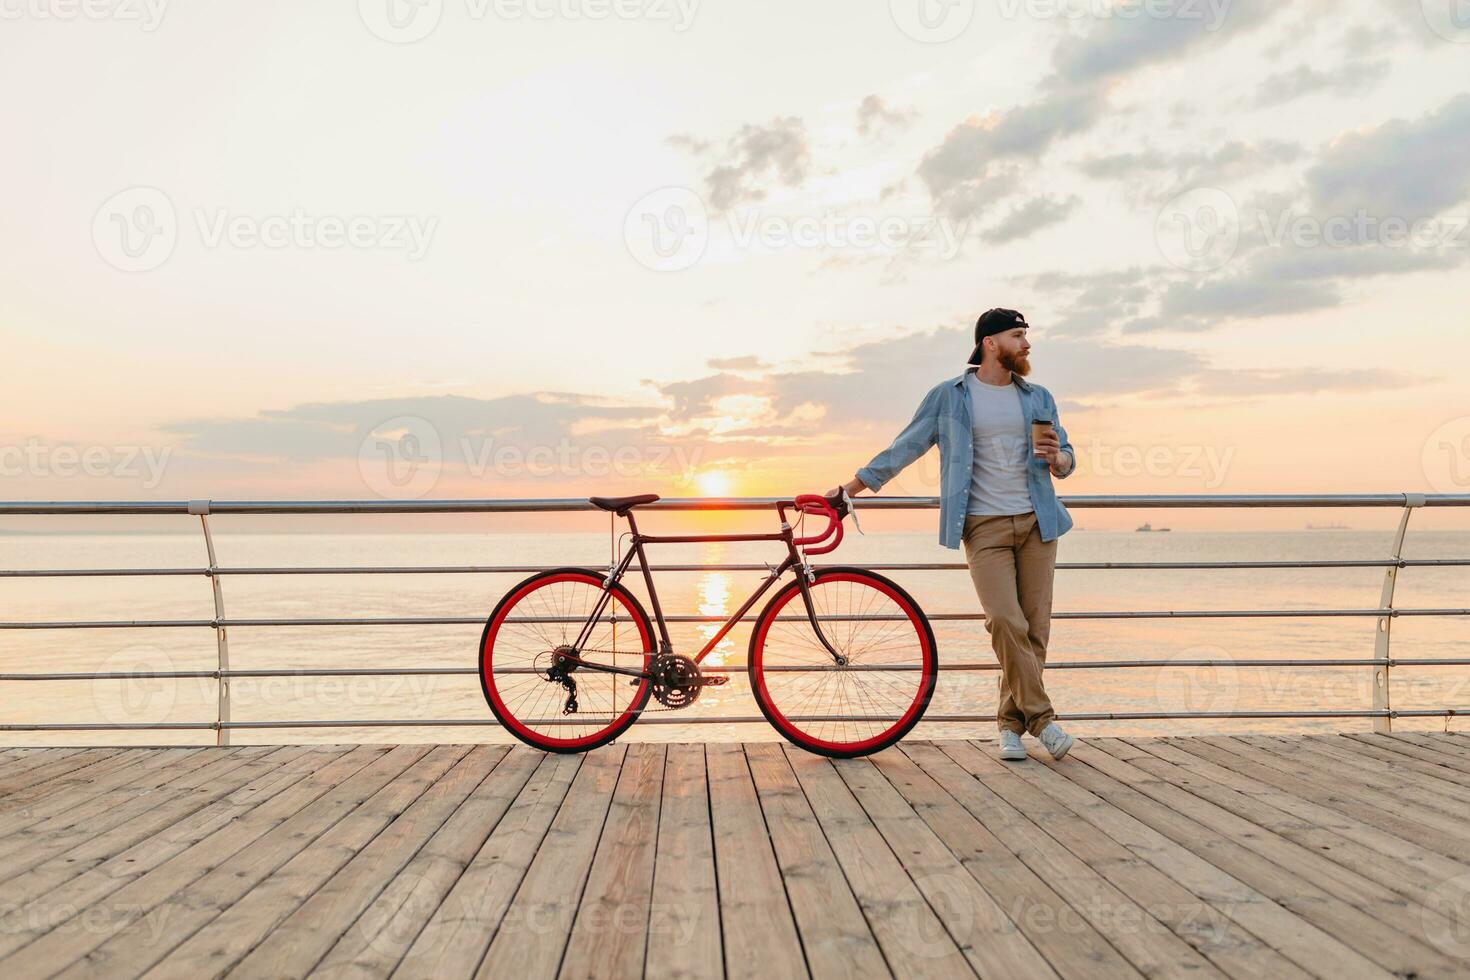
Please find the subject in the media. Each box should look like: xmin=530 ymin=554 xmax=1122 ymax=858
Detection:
xmin=1031 ymin=419 xmax=1053 ymax=457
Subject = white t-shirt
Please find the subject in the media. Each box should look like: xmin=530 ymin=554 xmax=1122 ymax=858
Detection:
xmin=964 ymin=372 xmax=1034 ymax=517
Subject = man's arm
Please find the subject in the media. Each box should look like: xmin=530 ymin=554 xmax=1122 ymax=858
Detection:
xmin=1050 ymin=396 xmax=1076 ymax=479
xmin=850 ymin=386 xmax=941 ymax=494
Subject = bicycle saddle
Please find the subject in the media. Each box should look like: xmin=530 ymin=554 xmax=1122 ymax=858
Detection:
xmin=588 ymin=493 xmax=660 ymax=515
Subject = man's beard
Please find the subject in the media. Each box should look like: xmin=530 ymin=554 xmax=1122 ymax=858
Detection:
xmin=998 ymin=349 xmax=1031 ymax=376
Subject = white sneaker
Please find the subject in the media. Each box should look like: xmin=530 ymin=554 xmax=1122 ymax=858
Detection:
xmin=1038 ymin=721 xmax=1074 ymax=760
xmin=998 ymin=730 xmax=1026 ymax=761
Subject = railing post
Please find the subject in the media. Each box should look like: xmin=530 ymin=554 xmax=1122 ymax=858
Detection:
xmin=190 ymin=500 xmax=230 ymax=747
xmin=1373 ymin=493 xmax=1425 ymax=733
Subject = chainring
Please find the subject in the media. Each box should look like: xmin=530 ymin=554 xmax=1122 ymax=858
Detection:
xmin=649 ymin=653 xmax=702 ymax=709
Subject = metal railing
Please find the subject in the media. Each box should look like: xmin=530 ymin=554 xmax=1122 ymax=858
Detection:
xmin=1 ymin=493 xmax=1467 ymax=742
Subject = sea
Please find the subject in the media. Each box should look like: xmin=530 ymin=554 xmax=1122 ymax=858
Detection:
xmin=2 ymin=521 xmax=1467 ymax=746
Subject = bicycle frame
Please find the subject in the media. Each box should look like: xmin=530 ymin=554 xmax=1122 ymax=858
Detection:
xmin=559 ymin=502 xmax=844 ymax=678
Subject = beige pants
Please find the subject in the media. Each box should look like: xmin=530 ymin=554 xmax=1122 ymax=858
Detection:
xmin=961 ymin=511 xmax=1058 ymax=736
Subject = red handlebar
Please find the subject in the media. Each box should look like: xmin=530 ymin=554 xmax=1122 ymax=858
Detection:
xmin=791 ymin=494 xmax=844 ymax=555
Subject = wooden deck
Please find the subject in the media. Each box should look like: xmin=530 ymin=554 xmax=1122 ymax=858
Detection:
xmin=1 ymin=735 xmax=1469 ymax=979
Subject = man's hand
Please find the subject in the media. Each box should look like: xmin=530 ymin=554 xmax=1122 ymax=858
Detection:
xmin=823 ymin=486 xmax=850 ymax=519
xmin=1033 ymin=429 xmax=1061 ymax=465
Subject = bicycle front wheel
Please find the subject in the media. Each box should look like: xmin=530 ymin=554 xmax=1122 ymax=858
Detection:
xmin=479 ymin=568 xmax=654 ymax=753
xmin=749 ymin=567 xmax=937 ymax=757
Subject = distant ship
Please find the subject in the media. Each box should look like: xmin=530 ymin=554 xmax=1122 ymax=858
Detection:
xmin=1135 ymin=522 xmax=1171 ymax=532
xmin=1306 ymin=523 xmax=1350 ymax=530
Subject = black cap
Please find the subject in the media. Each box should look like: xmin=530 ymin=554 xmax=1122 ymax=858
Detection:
xmin=968 ymin=308 xmax=1028 ymax=365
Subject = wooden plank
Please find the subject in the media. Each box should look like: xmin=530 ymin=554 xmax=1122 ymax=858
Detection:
xmin=783 ymin=747 xmax=975 ymax=978
xmin=841 ymin=750 xmax=1119 ymax=979
xmin=0 ymin=747 xmax=127 ymax=797
xmin=1291 ymin=735 xmax=1470 ymax=805
xmin=0 ymin=748 xmax=250 ymax=880
xmin=0 ymin=749 xmax=85 ymax=786
xmin=220 ymin=746 xmax=514 ymax=975
xmin=1123 ymin=737 xmax=1470 ymax=906
xmin=0 ymin=746 xmax=313 ymax=929
xmin=742 ymin=742 xmax=889 ymax=979
xmin=1062 ymin=742 xmax=1453 ymax=977
xmin=703 ymin=742 xmax=807 ymax=980
xmin=474 ymin=744 xmax=627 ymax=979
xmin=1087 ymin=739 xmax=1469 ymax=974
xmin=4 ymin=744 xmax=404 ymax=978
xmin=0 ymin=747 xmax=155 ymax=818
xmin=394 ymin=752 xmax=582 ymax=979
xmin=930 ymin=740 xmax=1310 ymax=980
xmin=990 ymin=741 xmax=1392 ymax=980
xmin=1224 ymin=737 xmax=1470 ymax=848
xmin=165 ymin=745 xmax=491 ymax=979
xmin=644 ymin=744 xmax=721 ymax=980
xmin=1251 ymin=735 xmax=1470 ymax=817
xmin=882 ymin=744 xmax=1219 ymax=980
xmin=1172 ymin=736 xmax=1470 ymax=865
xmin=1384 ymin=733 xmax=1470 ymax=772
xmin=305 ymin=747 xmax=543 ymax=980
xmin=1340 ymin=733 xmax=1470 ymax=780
xmin=559 ymin=743 xmax=667 ymax=980
xmin=1327 ymin=734 xmax=1470 ymax=788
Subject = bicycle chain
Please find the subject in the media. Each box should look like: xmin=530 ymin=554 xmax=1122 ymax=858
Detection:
xmin=549 ymin=647 xmax=722 ymax=714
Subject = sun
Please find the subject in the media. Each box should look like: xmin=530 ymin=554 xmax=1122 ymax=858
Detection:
xmin=695 ymin=470 xmax=734 ymax=497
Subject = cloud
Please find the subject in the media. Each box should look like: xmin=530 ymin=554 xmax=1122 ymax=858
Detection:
xmin=856 ymin=94 xmax=917 ymax=139
xmin=1305 ymin=93 xmax=1470 ymax=218
xmin=162 ymin=393 xmax=666 ymax=463
xmin=1078 ymin=139 xmax=1302 ymax=191
xmin=671 ymin=116 xmax=811 ymax=212
xmin=707 ymin=355 xmax=769 ymax=371
xmin=1251 ymin=60 xmax=1389 ymax=108
xmin=916 ymin=0 xmax=1286 ymax=220
xmin=984 ymin=194 xmax=1081 ymax=243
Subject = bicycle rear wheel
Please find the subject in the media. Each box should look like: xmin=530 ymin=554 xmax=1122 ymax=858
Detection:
xmin=749 ymin=567 xmax=936 ymax=757
xmin=479 ymin=568 xmax=654 ymax=753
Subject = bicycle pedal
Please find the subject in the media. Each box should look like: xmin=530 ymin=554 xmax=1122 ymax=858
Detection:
xmin=702 ymin=674 xmax=730 ymax=686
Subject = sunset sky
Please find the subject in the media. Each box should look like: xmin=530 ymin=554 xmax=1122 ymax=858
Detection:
xmin=3 ymin=0 xmax=1469 ymax=530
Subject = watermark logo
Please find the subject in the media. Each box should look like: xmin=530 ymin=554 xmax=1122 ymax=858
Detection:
xmin=1422 ymin=0 xmax=1470 ymax=43
xmin=92 ymin=645 xmax=178 ymax=727
xmin=889 ymin=0 xmax=974 ymax=43
xmin=1422 ymin=873 xmax=1470 ymax=958
xmin=360 ymin=0 xmax=699 ymax=43
xmin=358 ymin=0 xmax=444 ymax=43
xmin=93 ymin=186 xmax=177 ymax=273
xmin=93 ymin=186 xmax=437 ymax=272
xmin=1256 ymin=208 xmax=1468 ymax=250
xmin=1422 ymin=416 xmax=1470 ymax=493
xmin=625 ymin=187 xmax=968 ymax=271
xmin=1155 ymin=186 xmax=1239 ymax=273
xmin=0 ymin=438 xmax=172 ymax=488
xmin=0 ymin=0 xmax=169 ymax=30
xmin=995 ymin=0 xmax=1231 ymax=30
xmin=625 ymin=187 xmax=710 ymax=272
xmin=1152 ymin=646 xmax=1239 ymax=716
xmin=358 ymin=415 xmax=444 ymax=499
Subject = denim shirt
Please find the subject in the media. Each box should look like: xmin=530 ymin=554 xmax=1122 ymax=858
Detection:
xmin=855 ymin=370 xmax=1076 ymax=549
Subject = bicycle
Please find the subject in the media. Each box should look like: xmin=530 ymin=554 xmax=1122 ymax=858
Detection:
xmin=478 ymin=493 xmax=938 ymax=757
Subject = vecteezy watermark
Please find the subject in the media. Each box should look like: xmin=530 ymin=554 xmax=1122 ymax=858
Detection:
xmin=356 ymin=414 xmax=706 ymax=498
xmin=0 ymin=0 xmax=168 ymax=30
xmin=359 ymin=416 xmax=444 ymax=499
xmin=1073 ymin=439 xmax=1236 ymax=489
xmin=996 ymin=0 xmax=1231 ymax=30
xmin=1422 ymin=873 xmax=1470 ymax=958
xmin=92 ymin=186 xmax=437 ymax=273
xmin=1422 ymin=416 xmax=1470 ymax=493
xmin=358 ymin=0 xmax=699 ymax=43
xmin=624 ymin=187 xmax=709 ymax=273
xmin=1154 ymin=186 xmax=1240 ymax=273
xmin=0 ymin=438 xmax=171 ymax=488
xmin=1421 ymin=0 xmax=1470 ymax=44
xmin=1151 ymin=646 xmax=1239 ymax=716
xmin=1256 ymin=208 xmax=1470 ymax=250
xmin=92 ymin=646 xmax=179 ymax=727
xmin=624 ymin=186 xmax=969 ymax=272
xmin=889 ymin=0 xmax=975 ymax=43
